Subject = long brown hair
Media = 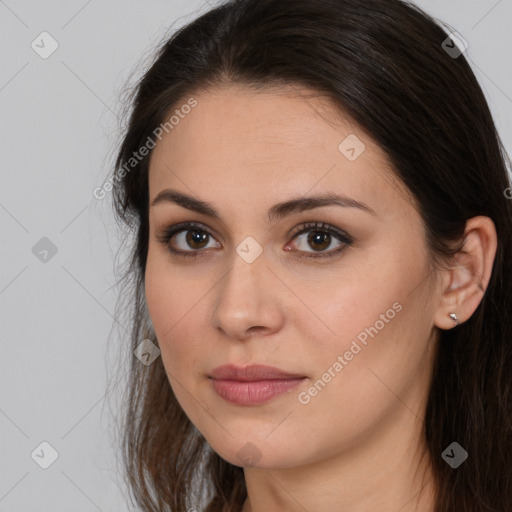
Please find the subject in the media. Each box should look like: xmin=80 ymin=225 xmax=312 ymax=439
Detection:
xmin=109 ymin=0 xmax=512 ymax=510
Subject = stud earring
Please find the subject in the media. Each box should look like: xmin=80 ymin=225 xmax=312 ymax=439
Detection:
xmin=449 ymin=312 xmax=460 ymax=325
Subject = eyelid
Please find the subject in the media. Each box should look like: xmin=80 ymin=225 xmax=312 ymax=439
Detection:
xmin=289 ymin=220 xmax=351 ymax=240
xmin=157 ymin=221 xmax=219 ymax=243
xmin=156 ymin=221 xmax=221 ymax=253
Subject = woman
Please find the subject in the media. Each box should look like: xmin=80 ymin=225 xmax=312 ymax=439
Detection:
xmin=110 ymin=0 xmax=512 ymax=510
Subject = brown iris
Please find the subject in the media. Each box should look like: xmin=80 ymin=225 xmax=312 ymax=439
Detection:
xmin=186 ymin=229 xmax=209 ymax=249
xmin=308 ymin=230 xmax=331 ymax=251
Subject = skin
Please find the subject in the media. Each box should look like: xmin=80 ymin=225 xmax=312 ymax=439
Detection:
xmin=144 ymin=83 xmax=497 ymax=512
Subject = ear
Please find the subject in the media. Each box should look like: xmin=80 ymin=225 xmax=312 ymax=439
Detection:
xmin=433 ymin=216 xmax=497 ymax=330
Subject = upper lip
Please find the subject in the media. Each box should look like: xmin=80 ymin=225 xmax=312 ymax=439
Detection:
xmin=209 ymin=364 xmax=306 ymax=381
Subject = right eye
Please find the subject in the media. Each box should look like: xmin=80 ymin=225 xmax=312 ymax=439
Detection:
xmin=157 ymin=221 xmax=221 ymax=258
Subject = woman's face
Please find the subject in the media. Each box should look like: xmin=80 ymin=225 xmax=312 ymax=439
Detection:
xmin=145 ymin=84 xmax=441 ymax=469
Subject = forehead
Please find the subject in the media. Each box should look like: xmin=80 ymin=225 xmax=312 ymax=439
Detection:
xmin=148 ymin=84 xmax=413 ymax=217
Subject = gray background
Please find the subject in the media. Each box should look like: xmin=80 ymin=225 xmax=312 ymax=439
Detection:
xmin=1 ymin=0 xmax=511 ymax=510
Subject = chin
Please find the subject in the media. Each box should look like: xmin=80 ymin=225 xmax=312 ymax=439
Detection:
xmin=203 ymin=434 xmax=311 ymax=470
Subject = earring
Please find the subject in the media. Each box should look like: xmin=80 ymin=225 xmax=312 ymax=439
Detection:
xmin=449 ymin=312 xmax=460 ymax=325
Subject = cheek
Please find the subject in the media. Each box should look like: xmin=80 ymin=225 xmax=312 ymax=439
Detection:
xmin=144 ymin=255 xmax=205 ymax=366
xmin=298 ymin=263 xmax=432 ymax=421
xmin=295 ymin=241 xmax=432 ymax=392
xmin=294 ymin=248 xmax=416 ymax=356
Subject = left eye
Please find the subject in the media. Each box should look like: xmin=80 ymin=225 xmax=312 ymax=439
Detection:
xmin=157 ymin=221 xmax=353 ymax=259
xmin=292 ymin=231 xmax=339 ymax=251
xmin=286 ymin=221 xmax=353 ymax=259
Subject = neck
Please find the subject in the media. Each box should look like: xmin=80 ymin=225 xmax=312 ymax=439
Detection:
xmin=239 ymin=406 xmax=436 ymax=512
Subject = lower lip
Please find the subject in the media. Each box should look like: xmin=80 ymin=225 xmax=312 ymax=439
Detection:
xmin=210 ymin=378 xmax=306 ymax=405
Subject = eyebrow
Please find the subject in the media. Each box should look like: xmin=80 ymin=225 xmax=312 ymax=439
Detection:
xmin=150 ymin=188 xmax=377 ymax=222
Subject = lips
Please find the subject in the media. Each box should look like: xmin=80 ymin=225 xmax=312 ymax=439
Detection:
xmin=209 ymin=364 xmax=305 ymax=381
xmin=208 ymin=364 xmax=307 ymax=405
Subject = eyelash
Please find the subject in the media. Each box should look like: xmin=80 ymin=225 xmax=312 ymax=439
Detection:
xmin=156 ymin=221 xmax=353 ymax=260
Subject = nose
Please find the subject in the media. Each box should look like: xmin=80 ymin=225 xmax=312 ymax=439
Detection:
xmin=211 ymin=247 xmax=285 ymax=341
